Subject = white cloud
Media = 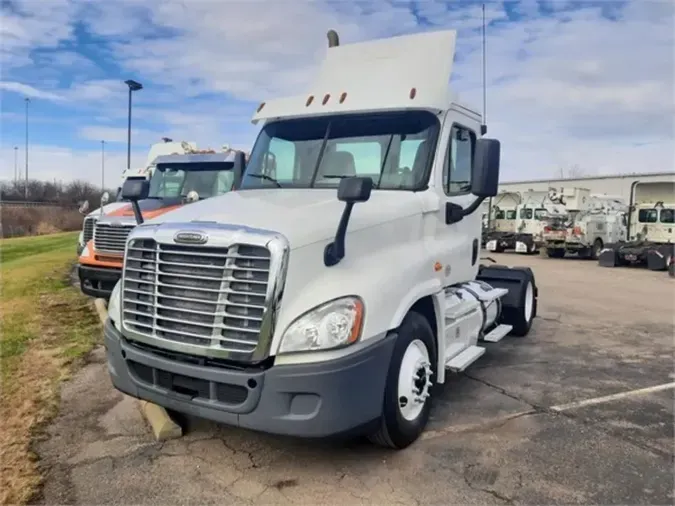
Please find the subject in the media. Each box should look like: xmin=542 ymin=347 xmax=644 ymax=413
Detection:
xmin=0 ymin=143 xmax=146 ymax=188
xmin=0 ymin=81 xmax=65 ymax=101
xmin=1 ymin=0 xmax=673 ymax=184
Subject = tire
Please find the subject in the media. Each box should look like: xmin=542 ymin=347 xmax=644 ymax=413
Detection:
xmin=368 ymin=311 xmax=436 ymax=450
xmin=501 ymin=274 xmax=536 ymax=337
xmin=546 ymin=248 xmax=565 ymax=258
xmin=590 ymin=238 xmax=603 ymax=260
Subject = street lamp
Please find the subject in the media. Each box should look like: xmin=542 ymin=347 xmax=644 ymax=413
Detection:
xmin=25 ymin=97 xmax=30 ymax=199
xmin=124 ymin=79 xmax=143 ymax=170
xmin=101 ymin=140 xmax=105 ymax=192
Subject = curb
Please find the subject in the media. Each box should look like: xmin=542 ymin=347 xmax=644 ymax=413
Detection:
xmin=92 ymin=298 xmax=183 ymax=441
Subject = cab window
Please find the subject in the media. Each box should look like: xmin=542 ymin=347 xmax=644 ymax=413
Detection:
xmin=660 ymin=208 xmax=674 ymax=224
xmin=534 ymin=208 xmax=547 ymax=220
xmin=443 ymin=124 xmax=476 ymax=195
xmin=520 ymin=208 xmax=533 ymax=219
xmin=495 ymin=210 xmax=505 ymax=219
xmin=506 ymin=210 xmax=517 ymax=220
xmin=638 ymin=209 xmax=658 ymax=223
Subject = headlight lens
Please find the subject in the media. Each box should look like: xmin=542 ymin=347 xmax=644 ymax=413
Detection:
xmin=278 ymin=296 xmax=364 ymax=354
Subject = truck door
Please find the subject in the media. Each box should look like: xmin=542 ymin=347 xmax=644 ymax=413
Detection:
xmin=434 ymin=118 xmax=480 ymax=286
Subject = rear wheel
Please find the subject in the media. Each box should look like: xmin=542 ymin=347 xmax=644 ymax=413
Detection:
xmin=502 ymin=276 xmax=536 ymax=337
xmin=369 ymin=311 xmax=436 ymax=450
xmin=590 ymin=238 xmax=604 ymax=260
xmin=546 ymin=248 xmax=565 ymax=258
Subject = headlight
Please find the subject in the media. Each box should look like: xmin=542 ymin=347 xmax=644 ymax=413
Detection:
xmin=108 ymin=280 xmax=122 ymax=325
xmin=79 ymin=245 xmax=90 ymax=258
xmin=278 ymin=296 xmax=364 ymax=354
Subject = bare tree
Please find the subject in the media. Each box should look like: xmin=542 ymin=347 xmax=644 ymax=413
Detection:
xmin=556 ymin=164 xmax=586 ymax=180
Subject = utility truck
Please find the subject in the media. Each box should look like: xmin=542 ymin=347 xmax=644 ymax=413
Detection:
xmin=103 ymin=29 xmax=539 ymax=449
xmin=599 ymin=180 xmax=674 ymax=272
xmin=78 ymin=148 xmax=245 ymax=299
xmin=483 ymin=191 xmax=520 ymax=252
xmin=542 ymin=188 xmax=628 ymax=259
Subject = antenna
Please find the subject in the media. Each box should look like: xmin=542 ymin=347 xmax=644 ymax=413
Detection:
xmin=481 ymin=3 xmax=487 ymax=136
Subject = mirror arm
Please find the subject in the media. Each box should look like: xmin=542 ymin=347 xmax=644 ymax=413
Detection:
xmin=324 ymin=202 xmax=354 ymax=267
xmin=462 ymin=196 xmax=487 ymax=217
xmin=131 ymin=201 xmax=144 ymax=225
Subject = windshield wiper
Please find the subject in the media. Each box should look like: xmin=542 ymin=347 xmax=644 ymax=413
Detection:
xmin=248 ymin=173 xmax=282 ymax=188
xmin=322 ymin=174 xmax=351 ymax=179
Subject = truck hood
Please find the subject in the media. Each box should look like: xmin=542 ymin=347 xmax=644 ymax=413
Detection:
xmin=141 ymin=188 xmax=424 ymax=249
xmin=91 ymin=198 xmax=186 ymax=222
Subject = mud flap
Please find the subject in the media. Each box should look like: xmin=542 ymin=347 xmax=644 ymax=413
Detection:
xmin=598 ymin=246 xmax=619 ymax=267
xmin=647 ymin=245 xmax=674 ymax=271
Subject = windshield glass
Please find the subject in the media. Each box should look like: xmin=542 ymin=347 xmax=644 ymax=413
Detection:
xmin=148 ymin=162 xmax=234 ymax=199
xmin=241 ymin=111 xmax=440 ymax=190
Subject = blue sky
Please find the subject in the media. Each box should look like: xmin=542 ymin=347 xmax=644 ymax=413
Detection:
xmin=1 ymin=0 xmax=673 ymax=187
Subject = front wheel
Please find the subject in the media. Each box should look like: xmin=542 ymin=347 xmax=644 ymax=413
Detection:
xmin=590 ymin=238 xmax=604 ymax=260
xmin=369 ymin=311 xmax=436 ymax=450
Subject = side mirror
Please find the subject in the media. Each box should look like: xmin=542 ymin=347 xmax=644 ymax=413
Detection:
xmin=100 ymin=191 xmax=110 ymax=206
xmin=325 ymin=177 xmax=373 ymax=267
xmin=78 ymin=200 xmax=90 ymax=215
xmin=232 ymin=151 xmax=246 ymax=190
xmin=470 ymin=138 xmax=501 ymax=198
xmin=337 ymin=176 xmax=373 ymax=203
xmin=121 ymin=179 xmax=149 ymax=224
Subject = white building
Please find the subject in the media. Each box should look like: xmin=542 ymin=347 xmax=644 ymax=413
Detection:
xmin=498 ymin=171 xmax=675 ymax=201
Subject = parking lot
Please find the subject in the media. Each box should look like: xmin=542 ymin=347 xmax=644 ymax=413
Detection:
xmin=34 ymin=253 xmax=674 ymax=505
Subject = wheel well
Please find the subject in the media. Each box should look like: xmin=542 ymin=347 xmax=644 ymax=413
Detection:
xmin=409 ymin=296 xmax=437 ymax=350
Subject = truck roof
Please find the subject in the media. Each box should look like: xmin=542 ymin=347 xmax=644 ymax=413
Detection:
xmin=153 ymin=152 xmax=239 ymax=166
xmin=252 ymin=29 xmax=478 ymax=124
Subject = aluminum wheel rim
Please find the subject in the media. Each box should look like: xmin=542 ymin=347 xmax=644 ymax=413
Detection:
xmin=397 ymin=339 xmax=432 ymax=422
xmin=524 ymin=281 xmax=534 ymax=322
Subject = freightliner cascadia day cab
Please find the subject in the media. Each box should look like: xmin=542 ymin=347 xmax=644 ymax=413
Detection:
xmin=76 ymin=140 xmax=199 ymax=256
xmin=78 ymin=150 xmax=246 ymax=299
xmin=104 ymin=29 xmax=539 ymax=449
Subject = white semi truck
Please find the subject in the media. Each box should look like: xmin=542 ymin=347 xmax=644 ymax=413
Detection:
xmin=103 ymin=29 xmax=539 ymax=449
xmin=542 ymin=188 xmax=628 ymax=259
xmin=598 ymin=180 xmax=674 ymax=273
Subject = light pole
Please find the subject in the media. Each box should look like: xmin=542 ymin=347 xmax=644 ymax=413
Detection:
xmin=124 ymin=79 xmax=143 ymax=170
xmin=13 ymin=146 xmax=18 ymax=183
xmin=101 ymin=140 xmax=105 ymax=192
xmin=25 ymin=97 xmax=30 ymax=200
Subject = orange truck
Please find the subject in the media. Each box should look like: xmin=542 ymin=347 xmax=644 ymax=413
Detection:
xmin=77 ymin=150 xmax=246 ymax=299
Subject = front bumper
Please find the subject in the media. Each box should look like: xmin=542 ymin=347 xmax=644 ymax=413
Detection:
xmin=78 ymin=265 xmax=121 ymax=299
xmin=104 ymin=319 xmax=396 ymax=438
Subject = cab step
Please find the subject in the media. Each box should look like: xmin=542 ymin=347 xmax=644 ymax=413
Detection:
xmin=482 ymin=324 xmax=513 ymax=343
xmin=446 ymin=345 xmax=486 ymax=372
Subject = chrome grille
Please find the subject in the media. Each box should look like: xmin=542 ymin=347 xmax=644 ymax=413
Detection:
xmin=94 ymin=222 xmax=135 ymax=253
xmin=82 ymin=216 xmax=96 ymax=244
xmin=122 ymin=238 xmax=271 ymax=356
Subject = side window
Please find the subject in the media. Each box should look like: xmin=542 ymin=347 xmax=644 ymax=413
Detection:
xmin=506 ymin=210 xmax=517 ymax=220
xmin=267 ymin=138 xmax=295 ymax=181
xmin=660 ymin=208 xmax=674 ymax=224
xmin=444 ymin=124 xmax=476 ymax=195
xmin=520 ymin=208 xmax=533 ymax=219
xmin=638 ymin=209 xmax=658 ymax=223
xmin=334 ymin=142 xmax=381 ymax=176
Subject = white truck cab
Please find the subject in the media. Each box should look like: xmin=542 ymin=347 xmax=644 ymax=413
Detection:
xmin=599 ymin=180 xmax=674 ymax=272
xmin=104 ymin=29 xmax=539 ymax=449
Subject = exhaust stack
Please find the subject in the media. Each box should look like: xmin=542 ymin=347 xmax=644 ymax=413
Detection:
xmin=327 ymin=30 xmax=340 ymax=47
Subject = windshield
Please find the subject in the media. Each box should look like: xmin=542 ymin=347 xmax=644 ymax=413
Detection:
xmin=148 ymin=162 xmax=234 ymax=199
xmin=241 ymin=111 xmax=440 ymax=191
